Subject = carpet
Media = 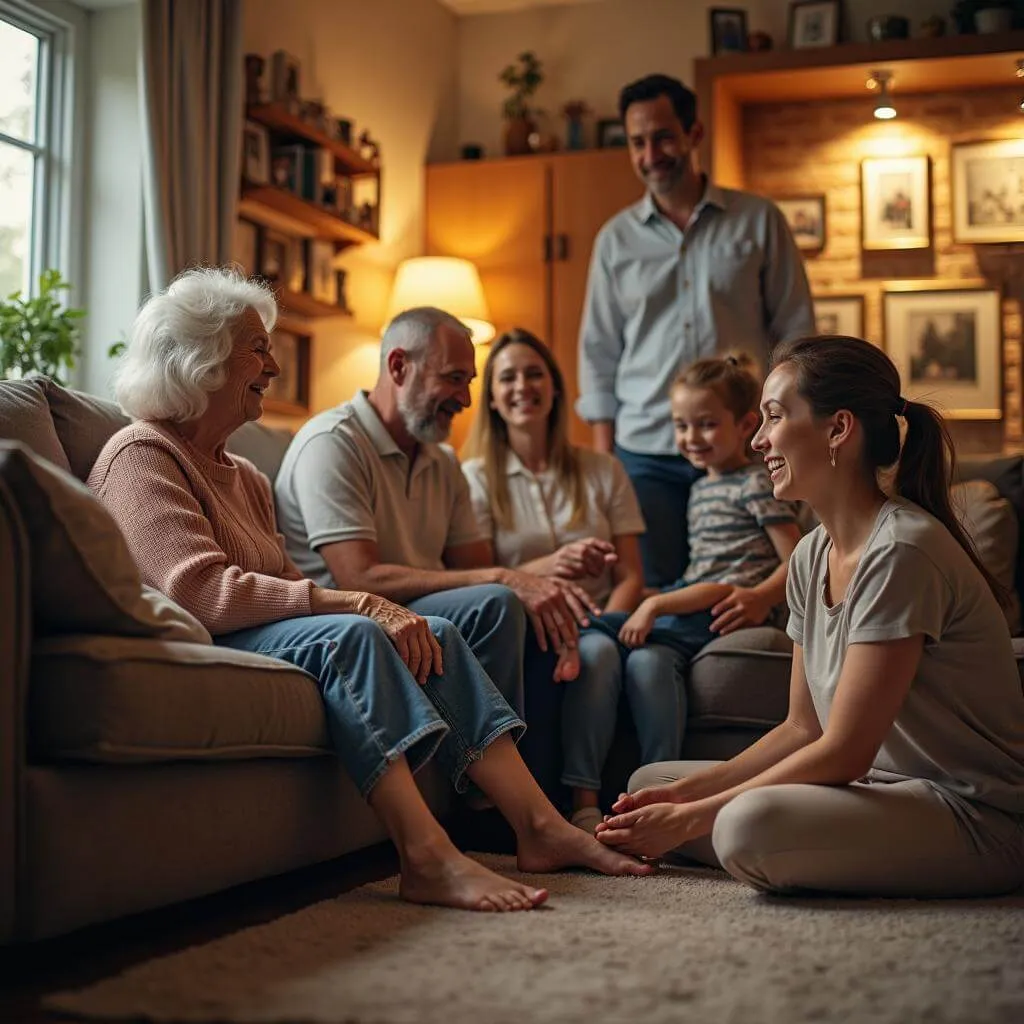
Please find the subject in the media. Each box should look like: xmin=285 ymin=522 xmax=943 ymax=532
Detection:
xmin=46 ymin=856 xmax=1024 ymax=1024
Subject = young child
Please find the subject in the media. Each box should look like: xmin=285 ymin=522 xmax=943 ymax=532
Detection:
xmin=561 ymin=354 xmax=802 ymax=834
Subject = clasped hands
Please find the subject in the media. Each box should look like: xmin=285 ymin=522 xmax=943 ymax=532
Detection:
xmin=593 ymin=784 xmax=715 ymax=860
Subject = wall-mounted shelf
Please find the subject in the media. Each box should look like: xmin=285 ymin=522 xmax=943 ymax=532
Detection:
xmin=239 ymin=183 xmax=378 ymax=246
xmin=247 ymin=103 xmax=377 ymax=177
xmin=277 ymin=288 xmax=353 ymax=319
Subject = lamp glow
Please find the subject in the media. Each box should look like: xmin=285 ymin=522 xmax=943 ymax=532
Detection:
xmin=385 ymin=257 xmax=495 ymax=344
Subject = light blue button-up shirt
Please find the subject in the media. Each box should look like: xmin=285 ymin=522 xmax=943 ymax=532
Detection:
xmin=576 ymin=182 xmax=815 ymax=455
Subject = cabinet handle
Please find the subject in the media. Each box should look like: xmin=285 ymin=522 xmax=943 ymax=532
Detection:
xmin=555 ymin=234 xmax=569 ymax=261
xmin=543 ymin=234 xmax=553 ymax=263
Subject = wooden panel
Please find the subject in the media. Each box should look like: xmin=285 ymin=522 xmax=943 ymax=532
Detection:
xmin=550 ymin=150 xmax=644 ymax=447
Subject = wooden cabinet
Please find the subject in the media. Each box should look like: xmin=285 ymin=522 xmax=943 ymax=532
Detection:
xmin=426 ymin=150 xmax=641 ymax=448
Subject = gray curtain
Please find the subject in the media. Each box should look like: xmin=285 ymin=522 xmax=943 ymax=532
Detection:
xmin=139 ymin=0 xmax=243 ymax=289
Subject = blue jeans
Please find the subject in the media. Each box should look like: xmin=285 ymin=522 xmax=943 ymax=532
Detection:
xmin=217 ymin=614 xmax=524 ymax=798
xmin=560 ymin=609 xmax=715 ymax=791
xmin=615 ymin=445 xmax=703 ymax=588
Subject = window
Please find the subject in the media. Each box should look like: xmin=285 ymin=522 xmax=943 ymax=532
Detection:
xmin=0 ymin=3 xmax=74 ymax=298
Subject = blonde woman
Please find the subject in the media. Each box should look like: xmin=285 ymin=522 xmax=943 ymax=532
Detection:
xmin=462 ymin=328 xmax=647 ymax=832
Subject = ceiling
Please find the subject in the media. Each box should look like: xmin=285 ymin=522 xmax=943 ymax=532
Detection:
xmin=438 ymin=0 xmax=604 ymax=13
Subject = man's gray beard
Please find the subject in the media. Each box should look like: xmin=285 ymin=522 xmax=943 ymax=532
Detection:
xmin=397 ymin=391 xmax=450 ymax=444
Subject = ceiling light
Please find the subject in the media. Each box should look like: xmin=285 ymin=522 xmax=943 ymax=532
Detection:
xmin=868 ymin=70 xmax=896 ymax=120
xmin=1016 ymin=59 xmax=1024 ymax=78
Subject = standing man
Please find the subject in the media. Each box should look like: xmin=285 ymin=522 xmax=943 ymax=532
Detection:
xmin=577 ymin=73 xmax=814 ymax=587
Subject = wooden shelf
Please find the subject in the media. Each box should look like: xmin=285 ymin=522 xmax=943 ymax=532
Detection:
xmin=247 ymin=103 xmax=378 ymax=177
xmin=239 ymin=183 xmax=378 ymax=246
xmin=277 ymin=288 xmax=352 ymax=319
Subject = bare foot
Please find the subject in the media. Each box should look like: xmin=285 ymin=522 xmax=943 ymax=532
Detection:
xmin=516 ymin=814 xmax=655 ymax=877
xmin=400 ymin=847 xmax=549 ymax=912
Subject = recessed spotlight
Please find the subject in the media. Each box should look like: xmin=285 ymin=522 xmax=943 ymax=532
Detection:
xmin=868 ymin=70 xmax=896 ymax=120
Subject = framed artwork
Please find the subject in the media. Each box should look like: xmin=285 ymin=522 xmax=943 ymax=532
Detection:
xmin=270 ymin=145 xmax=305 ymax=193
xmin=861 ymin=155 xmax=931 ymax=251
xmin=597 ymin=119 xmax=627 ymax=149
xmin=814 ymin=295 xmax=864 ymax=338
xmin=231 ymin=219 xmax=259 ymax=275
xmin=883 ymin=284 xmax=1003 ymax=420
xmin=709 ymin=8 xmax=748 ymax=54
xmin=270 ymin=50 xmax=301 ymax=104
xmin=264 ymin=325 xmax=311 ymax=416
xmin=241 ymin=121 xmax=269 ymax=184
xmin=787 ymin=0 xmax=842 ymax=48
xmin=950 ymin=137 xmax=1024 ymax=244
xmin=305 ymin=239 xmax=338 ymax=305
xmin=776 ymin=195 xmax=826 ymax=251
xmin=257 ymin=228 xmax=290 ymax=286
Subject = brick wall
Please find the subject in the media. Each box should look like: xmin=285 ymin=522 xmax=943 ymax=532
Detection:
xmin=742 ymin=89 xmax=1024 ymax=454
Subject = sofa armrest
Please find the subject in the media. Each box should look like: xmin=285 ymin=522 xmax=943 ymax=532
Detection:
xmin=0 ymin=471 xmax=31 ymax=942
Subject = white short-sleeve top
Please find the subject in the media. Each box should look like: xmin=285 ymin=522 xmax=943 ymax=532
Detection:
xmin=787 ymin=497 xmax=1024 ymax=816
xmin=462 ymin=448 xmax=646 ymax=606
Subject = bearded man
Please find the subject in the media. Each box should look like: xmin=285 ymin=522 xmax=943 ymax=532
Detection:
xmin=576 ymin=74 xmax=815 ymax=588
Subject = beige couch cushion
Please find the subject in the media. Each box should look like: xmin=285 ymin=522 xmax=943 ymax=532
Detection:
xmin=45 ymin=383 xmax=130 ymax=481
xmin=30 ymin=635 xmax=330 ymax=762
xmin=226 ymin=421 xmax=294 ymax=482
xmin=0 ymin=442 xmax=210 ymax=643
xmin=0 ymin=377 xmax=72 ymax=473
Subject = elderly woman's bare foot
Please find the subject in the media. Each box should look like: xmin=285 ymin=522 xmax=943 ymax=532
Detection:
xmin=399 ymin=845 xmax=548 ymax=911
xmin=516 ymin=813 xmax=654 ymax=877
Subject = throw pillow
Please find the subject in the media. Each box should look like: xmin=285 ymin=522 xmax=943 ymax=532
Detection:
xmin=0 ymin=441 xmax=211 ymax=644
xmin=0 ymin=377 xmax=72 ymax=473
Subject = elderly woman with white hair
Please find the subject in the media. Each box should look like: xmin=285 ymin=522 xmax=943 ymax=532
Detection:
xmin=88 ymin=267 xmax=650 ymax=913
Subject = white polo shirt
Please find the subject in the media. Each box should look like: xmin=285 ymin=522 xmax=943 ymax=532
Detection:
xmin=275 ymin=390 xmax=483 ymax=588
xmin=462 ymin=448 xmax=645 ymax=605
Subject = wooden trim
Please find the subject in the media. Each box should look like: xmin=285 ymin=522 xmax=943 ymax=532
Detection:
xmin=239 ymin=184 xmax=378 ymax=246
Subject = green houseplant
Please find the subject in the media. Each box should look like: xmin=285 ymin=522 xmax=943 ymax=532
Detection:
xmin=0 ymin=269 xmax=85 ymax=382
xmin=499 ymin=51 xmax=543 ymax=156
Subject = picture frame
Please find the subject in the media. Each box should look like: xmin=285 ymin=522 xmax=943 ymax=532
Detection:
xmin=264 ymin=324 xmax=311 ymax=416
xmin=813 ymin=294 xmax=864 ymax=338
xmin=270 ymin=50 xmax=301 ymax=104
xmin=787 ymin=0 xmax=842 ymax=49
xmin=257 ymin=228 xmax=290 ymax=287
xmin=709 ymin=8 xmax=748 ymax=54
xmin=231 ymin=219 xmax=259 ymax=275
xmin=882 ymin=283 xmax=1003 ymax=420
xmin=241 ymin=121 xmax=269 ymax=184
xmin=776 ymin=195 xmax=826 ymax=251
xmin=950 ymin=137 xmax=1024 ymax=244
xmin=270 ymin=144 xmax=305 ymax=194
xmin=305 ymin=239 xmax=338 ymax=305
xmin=597 ymin=119 xmax=627 ymax=149
xmin=861 ymin=155 xmax=931 ymax=251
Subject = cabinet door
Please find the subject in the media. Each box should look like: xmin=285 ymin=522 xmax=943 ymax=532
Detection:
xmin=550 ymin=151 xmax=643 ymax=446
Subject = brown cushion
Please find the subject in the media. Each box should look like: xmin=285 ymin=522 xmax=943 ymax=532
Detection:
xmin=30 ymin=635 xmax=329 ymax=762
xmin=0 ymin=377 xmax=71 ymax=472
xmin=226 ymin=421 xmax=293 ymax=482
xmin=45 ymin=383 xmax=130 ymax=481
xmin=0 ymin=441 xmax=210 ymax=643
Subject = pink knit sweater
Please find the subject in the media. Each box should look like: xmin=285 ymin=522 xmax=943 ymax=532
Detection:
xmin=88 ymin=421 xmax=314 ymax=635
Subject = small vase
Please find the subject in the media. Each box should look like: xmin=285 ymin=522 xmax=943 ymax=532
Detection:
xmin=566 ymin=119 xmax=584 ymax=151
xmin=503 ymin=116 xmax=535 ymax=157
xmin=975 ymin=7 xmax=1013 ymax=34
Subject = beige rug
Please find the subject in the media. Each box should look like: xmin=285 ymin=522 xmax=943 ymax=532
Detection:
xmin=46 ymin=856 xmax=1024 ymax=1024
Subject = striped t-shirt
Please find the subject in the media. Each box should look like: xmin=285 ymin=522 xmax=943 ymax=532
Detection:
xmin=681 ymin=463 xmax=798 ymax=589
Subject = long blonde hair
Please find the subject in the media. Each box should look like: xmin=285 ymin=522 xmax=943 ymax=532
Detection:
xmin=462 ymin=328 xmax=586 ymax=531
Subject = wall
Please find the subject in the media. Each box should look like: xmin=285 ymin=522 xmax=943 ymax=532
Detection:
xmin=742 ymin=89 xmax=1024 ymax=452
xmin=455 ymin=0 xmax=951 ymax=159
xmin=243 ymin=0 xmax=459 ymax=421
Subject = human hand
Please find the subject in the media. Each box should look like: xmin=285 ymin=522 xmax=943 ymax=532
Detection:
xmin=553 ymin=645 xmax=581 ymax=683
xmin=595 ymin=801 xmax=712 ymax=859
xmin=550 ymin=538 xmax=617 ymax=580
xmin=355 ymin=593 xmax=442 ymax=684
xmin=610 ymin=780 xmax=691 ymax=814
xmin=505 ymin=570 xmax=600 ymax=652
xmin=618 ymin=599 xmax=657 ymax=648
xmin=710 ymin=586 xmax=772 ymax=634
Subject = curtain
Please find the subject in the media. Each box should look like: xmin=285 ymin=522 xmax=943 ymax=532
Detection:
xmin=139 ymin=0 xmax=243 ymax=289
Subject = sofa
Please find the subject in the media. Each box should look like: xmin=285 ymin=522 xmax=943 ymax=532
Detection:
xmin=3 ymin=376 xmax=1024 ymax=943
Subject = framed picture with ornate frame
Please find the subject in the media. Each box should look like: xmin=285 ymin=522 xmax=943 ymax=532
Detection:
xmin=776 ymin=195 xmax=826 ymax=252
xmin=264 ymin=322 xmax=311 ymax=416
xmin=882 ymin=281 xmax=1003 ymax=421
xmin=813 ymin=294 xmax=864 ymax=338
xmin=950 ymin=137 xmax=1024 ymax=244
xmin=861 ymin=155 xmax=931 ymax=251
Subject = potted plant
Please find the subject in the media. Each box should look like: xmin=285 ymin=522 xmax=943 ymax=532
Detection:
xmin=499 ymin=51 xmax=543 ymax=156
xmin=0 ymin=269 xmax=85 ymax=382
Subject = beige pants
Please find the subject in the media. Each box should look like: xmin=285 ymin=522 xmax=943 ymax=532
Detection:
xmin=630 ymin=761 xmax=1024 ymax=898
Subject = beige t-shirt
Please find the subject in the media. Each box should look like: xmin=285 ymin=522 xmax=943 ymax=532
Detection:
xmin=275 ymin=391 xmax=483 ymax=588
xmin=462 ymin=448 xmax=645 ymax=605
xmin=787 ymin=498 xmax=1024 ymax=816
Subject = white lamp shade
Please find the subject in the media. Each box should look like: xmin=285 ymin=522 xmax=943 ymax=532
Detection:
xmin=385 ymin=257 xmax=495 ymax=344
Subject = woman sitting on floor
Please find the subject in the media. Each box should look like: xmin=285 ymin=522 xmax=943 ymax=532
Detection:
xmin=88 ymin=268 xmax=650 ymax=914
xmin=597 ymin=334 xmax=1024 ymax=897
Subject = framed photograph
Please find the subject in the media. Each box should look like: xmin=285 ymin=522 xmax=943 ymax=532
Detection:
xmin=709 ymin=8 xmax=748 ymax=54
xmin=270 ymin=144 xmax=305 ymax=193
xmin=264 ymin=325 xmax=311 ymax=416
xmin=813 ymin=294 xmax=864 ymax=338
xmin=305 ymin=239 xmax=338 ymax=305
xmin=951 ymin=138 xmax=1024 ymax=244
xmin=231 ymin=219 xmax=259 ymax=275
xmin=597 ymin=119 xmax=627 ymax=149
xmin=883 ymin=284 xmax=1003 ymax=420
xmin=861 ymin=156 xmax=931 ymax=251
xmin=270 ymin=50 xmax=301 ymax=104
xmin=241 ymin=121 xmax=269 ymax=184
xmin=257 ymin=228 xmax=291 ymax=287
xmin=788 ymin=0 xmax=842 ymax=49
xmin=776 ymin=195 xmax=826 ymax=251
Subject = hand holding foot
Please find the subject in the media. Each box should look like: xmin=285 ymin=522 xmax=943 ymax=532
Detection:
xmin=517 ymin=813 xmax=655 ymax=877
xmin=611 ymin=779 xmax=690 ymax=814
xmin=595 ymin=802 xmax=711 ymax=860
